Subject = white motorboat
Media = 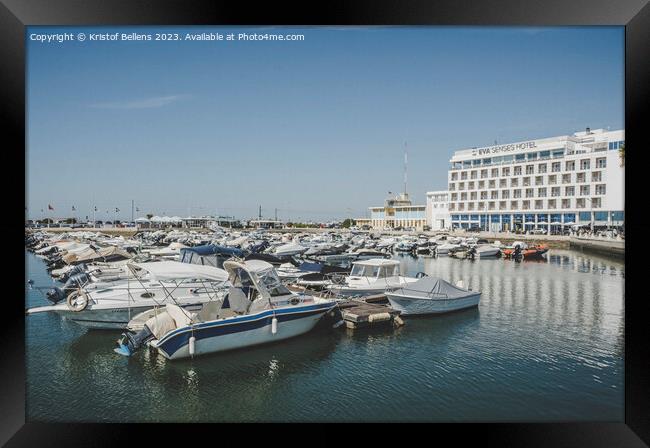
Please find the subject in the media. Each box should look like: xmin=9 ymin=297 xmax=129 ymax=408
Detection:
xmin=469 ymin=244 xmax=501 ymax=259
xmin=327 ymin=258 xmax=419 ymax=297
xmin=273 ymin=241 xmax=308 ymax=257
xmin=386 ymin=276 xmax=481 ymax=315
xmin=26 ymin=261 xmax=230 ymax=330
xmin=115 ymin=259 xmax=336 ymax=360
xmin=435 ymin=243 xmax=461 ymax=255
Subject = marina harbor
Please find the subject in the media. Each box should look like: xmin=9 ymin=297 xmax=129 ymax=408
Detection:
xmin=25 ymin=225 xmax=624 ymax=421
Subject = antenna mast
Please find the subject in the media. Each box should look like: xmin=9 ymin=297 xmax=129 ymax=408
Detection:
xmin=404 ymin=142 xmax=408 ymax=195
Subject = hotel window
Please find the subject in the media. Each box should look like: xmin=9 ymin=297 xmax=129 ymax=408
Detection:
xmin=565 ymin=161 xmax=575 ymax=171
xmin=551 ymin=186 xmax=561 ymax=197
xmin=470 ymin=191 xmax=477 ymax=200
xmin=502 ymin=190 xmax=510 ymax=199
xmin=515 ymin=153 xmax=526 ymax=162
xmin=461 ymin=192 xmax=468 ymax=200
xmin=488 ymin=202 xmax=496 ymax=210
xmin=538 ymin=163 xmax=547 ymax=173
xmin=580 ymin=185 xmax=590 ymax=196
xmin=535 ymin=176 xmax=544 ymax=186
xmin=483 ymin=158 xmax=492 ymax=166
xmin=595 ymin=184 xmax=606 ymax=195
xmin=538 ymin=188 xmax=547 ymax=197
xmin=449 ymin=204 xmax=456 ymax=210
xmin=562 ymin=173 xmax=572 ymax=184
xmin=552 ymin=149 xmax=565 ymax=158
xmin=458 ymin=203 xmax=465 ymax=211
xmin=488 ymin=180 xmax=496 ymax=188
xmin=522 ymin=200 xmax=530 ymax=210
xmin=548 ymin=199 xmax=556 ymax=209
xmin=491 ymin=190 xmax=499 ymax=200
xmin=478 ymin=180 xmax=485 ymax=189
xmin=458 ymin=182 xmax=465 ymax=190
xmin=535 ymin=200 xmax=543 ymax=210
xmin=591 ymin=171 xmax=602 ymax=182
xmin=502 ymin=167 xmax=510 ymax=176
xmin=451 ymin=193 xmax=458 ymax=201
xmin=523 ymin=177 xmax=531 ymax=186
xmin=513 ymin=189 xmax=521 ymax=198
xmin=470 ymin=170 xmax=477 ymax=179
xmin=576 ymin=198 xmax=586 ymax=209
xmin=580 ymin=159 xmax=590 ymax=170
xmin=527 ymin=152 xmax=538 ymax=161
xmin=511 ymin=201 xmax=518 ymax=209
xmin=596 ymin=157 xmax=607 ymax=168
xmin=539 ymin=150 xmax=551 ymax=160
xmin=514 ymin=166 xmax=522 ymax=175
xmin=565 ymin=186 xmax=575 ymax=196
xmin=576 ymin=173 xmax=586 ymax=183
xmin=468 ymin=181 xmax=475 ymax=190
xmin=562 ymin=199 xmax=571 ymax=209
xmin=592 ymin=197 xmax=602 ymax=208
xmin=551 ymin=162 xmax=561 ymax=172
xmin=499 ymin=201 xmax=507 ymax=210
xmin=478 ymin=202 xmax=485 ymax=210
xmin=491 ymin=168 xmax=499 ymax=177
xmin=451 ymin=172 xmax=458 ymax=181
xmin=525 ymin=188 xmax=534 ymax=198
xmin=548 ymin=175 xmax=557 ymax=184
xmin=461 ymin=171 xmax=468 ymax=180
xmin=449 ymin=183 xmax=455 ymax=191
xmin=468 ymin=203 xmax=474 ymax=211
xmin=526 ymin=165 xmax=534 ymax=174
xmin=481 ymin=169 xmax=488 ymax=179
xmin=510 ymin=178 xmax=518 ymax=187
xmin=480 ymin=191 xmax=488 ymax=200
xmin=499 ymin=179 xmax=507 ymax=188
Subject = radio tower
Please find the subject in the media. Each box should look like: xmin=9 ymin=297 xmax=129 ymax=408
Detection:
xmin=404 ymin=142 xmax=408 ymax=197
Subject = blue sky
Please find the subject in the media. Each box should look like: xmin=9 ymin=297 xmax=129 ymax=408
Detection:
xmin=27 ymin=26 xmax=624 ymax=221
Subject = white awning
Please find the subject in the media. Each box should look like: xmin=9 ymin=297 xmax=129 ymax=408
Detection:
xmin=135 ymin=217 xmax=150 ymax=222
xmin=130 ymin=261 xmax=228 ymax=282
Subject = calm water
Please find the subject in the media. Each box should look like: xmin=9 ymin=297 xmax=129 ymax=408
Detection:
xmin=25 ymin=249 xmax=624 ymax=422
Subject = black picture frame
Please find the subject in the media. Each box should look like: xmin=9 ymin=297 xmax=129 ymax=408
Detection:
xmin=3 ymin=0 xmax=648 ymax=445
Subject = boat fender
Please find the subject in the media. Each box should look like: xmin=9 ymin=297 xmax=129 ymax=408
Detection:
xmin=189 ymin=336 xmax=196 ymax=357
xmin=66 ymin=289 xmax=89 ymax=312
xmin=271 ymin=317 xmax=278 ymax=335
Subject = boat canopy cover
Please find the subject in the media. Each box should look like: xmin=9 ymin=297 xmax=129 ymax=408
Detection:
xmin=130 ymin=261 xmax=228 ymax=283
xmin=62 ymin=246 xmax=131 ymax=265
xmin=389 ymin=277 xmax=475 ymax=299
xmin=352 ymin=258 xmax=400 ymax=267
xmin=180 ymin=244 xmax=244 ymax=258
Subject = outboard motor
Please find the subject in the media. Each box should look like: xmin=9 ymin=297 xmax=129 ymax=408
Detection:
xmin=46 ymin=286 xmax=67 ymax=304
xmin=45 ymin=272 xmax=91 ymax=304
xmin=513 ymin=244 xmax=523 ymax=261
xmin=114 ymin=326 xmax=155 ymax=357
xmin=467 ymin=246 xmax=477 ymax=260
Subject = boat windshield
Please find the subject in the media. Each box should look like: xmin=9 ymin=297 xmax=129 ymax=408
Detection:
xmin=350 ymin=264 xmax=382 ymax=277
xmin=257 ymin=268 xmax=291 ymax=297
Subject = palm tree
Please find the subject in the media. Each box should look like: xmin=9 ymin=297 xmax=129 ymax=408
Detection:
xmin=619 ymin=143 xmax=625 ymax=167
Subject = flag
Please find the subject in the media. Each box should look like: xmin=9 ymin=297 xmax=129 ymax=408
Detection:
xmin=72 ymin=205 xmax=76 ymax=211
xmin=48 ymin=204 xmax=54 ymax=210
xmin=94 ymin=206 xmax=97 ymax=212
xmin=115 ymin=207 xmax=120 ymax=212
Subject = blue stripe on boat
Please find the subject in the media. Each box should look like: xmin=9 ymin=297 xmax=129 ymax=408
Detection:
xmin=156 ymin=302 xmax=334 ymax=357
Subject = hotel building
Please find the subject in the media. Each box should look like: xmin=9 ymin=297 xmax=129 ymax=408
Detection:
xmin=447 ymin=128 xmax=624 ymax=232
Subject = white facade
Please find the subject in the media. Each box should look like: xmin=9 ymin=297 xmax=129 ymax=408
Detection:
xmin=426 ymin=190 xmax=451 ymax=230
xmin=447 ymin=128 xmax=625 ymax=232
xmin=358 ymin=193 xmax=427 ymax=230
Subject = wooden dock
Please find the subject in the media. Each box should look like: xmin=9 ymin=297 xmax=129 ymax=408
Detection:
xmin=287 ymin=284 xmax=402 ymax=329
xmin=337 ymin=300 xmax=403 ymax=329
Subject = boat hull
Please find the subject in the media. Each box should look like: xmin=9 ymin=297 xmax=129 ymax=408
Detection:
xmin=386 ymin=293 xmax=481 ymax=315
xmin=152 ymin=302 xmax=335 ymax=360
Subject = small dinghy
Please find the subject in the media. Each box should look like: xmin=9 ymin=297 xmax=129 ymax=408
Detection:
xmin=385 ymin=276 xmax=481 ymax=315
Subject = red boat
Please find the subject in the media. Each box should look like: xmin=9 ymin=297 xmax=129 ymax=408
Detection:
xmin=502 ymin=244 xmax=549 ymax=259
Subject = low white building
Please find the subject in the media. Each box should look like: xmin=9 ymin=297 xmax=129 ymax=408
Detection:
xmin=426 ymin=190 xmax=451 ymax=230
